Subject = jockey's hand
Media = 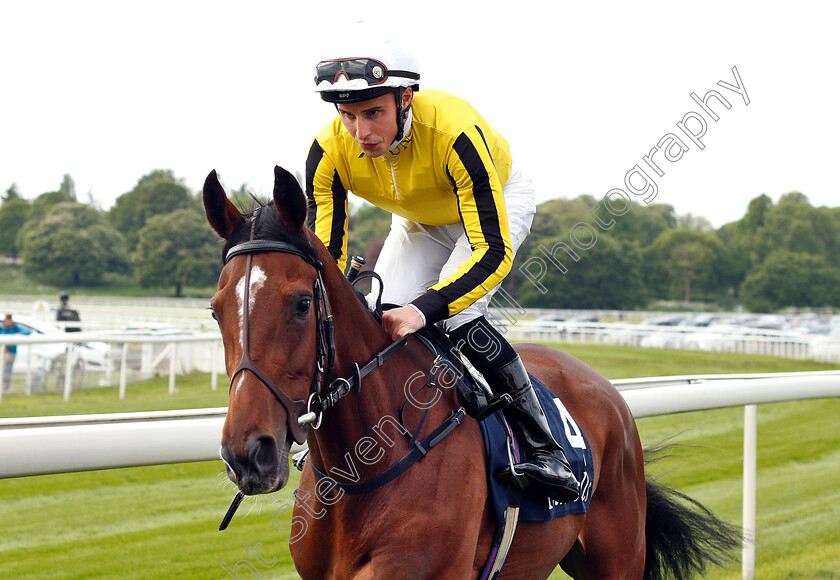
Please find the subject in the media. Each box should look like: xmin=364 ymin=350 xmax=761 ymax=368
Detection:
xmin=382 ymin=305 xmax=425 ymax=340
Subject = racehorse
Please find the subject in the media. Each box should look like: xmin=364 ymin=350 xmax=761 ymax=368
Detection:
xmin=204 ymin=166 xmax=739 ymax=579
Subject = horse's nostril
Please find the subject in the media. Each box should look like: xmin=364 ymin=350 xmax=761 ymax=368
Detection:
xmin=220 ymin=446 xmax=239 ymax=480
xmin=249 ymin=435 xmax=279 ymax=477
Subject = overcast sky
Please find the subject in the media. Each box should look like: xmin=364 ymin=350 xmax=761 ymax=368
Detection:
xmin=2 ymin=1 xmax=837 ymax=228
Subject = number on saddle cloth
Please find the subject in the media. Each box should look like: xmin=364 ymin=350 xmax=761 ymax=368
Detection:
xmin=482 ymin=386 xmax=594 ymax=525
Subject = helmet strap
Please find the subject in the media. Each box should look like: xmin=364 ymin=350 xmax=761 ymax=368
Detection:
xmin=394 ymin=89 xmax=406 ymax=141
xmin=391 ymin=88 xmax=412 ymax=149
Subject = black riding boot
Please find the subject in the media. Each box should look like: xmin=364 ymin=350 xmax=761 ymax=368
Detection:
xmin=489 ymin=356 xmax=580 ymax=503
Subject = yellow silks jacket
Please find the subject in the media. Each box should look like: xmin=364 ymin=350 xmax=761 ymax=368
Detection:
xmin=305 ymin=89 xmax=514 ymax=325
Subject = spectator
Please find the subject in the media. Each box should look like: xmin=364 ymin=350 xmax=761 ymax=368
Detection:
xmin=1 ymin=314 xmax=31 ymax=392
xmin=56 ymin=291 xmax=81 ymax=332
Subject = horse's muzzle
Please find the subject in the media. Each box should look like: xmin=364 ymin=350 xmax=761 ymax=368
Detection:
xmin=220 ymin=435 xmax=289 ymax=495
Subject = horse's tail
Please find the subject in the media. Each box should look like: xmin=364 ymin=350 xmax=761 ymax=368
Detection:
xmin=643 ymin=448 xmax=742 ymax=580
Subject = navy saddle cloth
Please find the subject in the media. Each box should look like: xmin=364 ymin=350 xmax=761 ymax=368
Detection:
xmin=479 ymin=374 xmax=595 ymax=526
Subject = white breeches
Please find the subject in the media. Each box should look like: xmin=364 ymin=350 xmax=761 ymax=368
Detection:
xmin=372 ymin=161 xmax=536 ymax=333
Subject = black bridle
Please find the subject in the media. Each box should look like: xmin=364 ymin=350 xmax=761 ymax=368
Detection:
xmin=223 ymin=233 xmax=410 ymax=445
xmin=224 ymin=237 xmax=333 ymax=445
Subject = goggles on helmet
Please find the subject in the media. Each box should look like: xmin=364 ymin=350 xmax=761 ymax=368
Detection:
xmin=315 ymin=58 xmax=420 ymax=87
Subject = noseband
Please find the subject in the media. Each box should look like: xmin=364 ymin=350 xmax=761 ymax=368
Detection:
xmin=224 ymin=236 xmax=334 ymax=445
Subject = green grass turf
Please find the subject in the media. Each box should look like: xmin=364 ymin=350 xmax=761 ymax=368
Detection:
xmin=0 ymin=461 xmax=301 ymax=579
xmin=0 ymin=373 xmax=230 ymax=419
xmin=0 ymin=343 xmax=838 ymax=579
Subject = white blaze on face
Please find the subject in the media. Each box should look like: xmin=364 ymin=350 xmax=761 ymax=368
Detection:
xmin=234 ymin=265 xmax=267 ymax=396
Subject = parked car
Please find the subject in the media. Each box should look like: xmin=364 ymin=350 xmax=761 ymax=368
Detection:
xmin=535 ymin=314 xmax=566 ymax=323
xmin=685 ymin=314 xmax=722 ymax=327
xmin=569 ymin=315 xmax=600 ymax=323
xmin=643 ymin=315 xmax=688 ymax=327
xmin=529 ymin=314 xmax=567 ymax=333
xmin=4 ymin=315 xmax=111 ymax=379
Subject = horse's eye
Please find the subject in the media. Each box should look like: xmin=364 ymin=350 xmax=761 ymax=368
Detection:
xmin=296 ymin=298 xmax=312 ymax=316
xmin=209 ymin=308 xmax=218 ymax=321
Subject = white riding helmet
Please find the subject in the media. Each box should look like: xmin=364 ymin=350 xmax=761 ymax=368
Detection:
xmin=314 ymin=38 xmax=420 ymax=104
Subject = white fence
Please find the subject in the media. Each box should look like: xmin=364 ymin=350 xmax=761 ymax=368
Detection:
xmin=1 ymin=295 xmax=217 ymax=333
xmin=0 ymin=331 xmax=224 ymax=404
xmin=616 ymin=370 xmax=840 ymax=580
xmin=1 ymin=370 xmax=839 ymax=580
xmin=0 ymin=408 xmax=227 ymax=477
xmin=503 ymin=320 xmax=840 ymax=363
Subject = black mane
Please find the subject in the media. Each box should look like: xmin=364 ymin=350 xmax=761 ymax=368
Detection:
xmin=221 ymin=201 xmax=320 ymax=266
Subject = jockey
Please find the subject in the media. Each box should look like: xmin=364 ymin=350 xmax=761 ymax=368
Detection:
xmin=305 ymin=38 xmax=579 ymax=503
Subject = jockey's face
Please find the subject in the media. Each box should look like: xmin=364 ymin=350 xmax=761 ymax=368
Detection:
xmin=336 ymin=88 xmax=411 ymax=158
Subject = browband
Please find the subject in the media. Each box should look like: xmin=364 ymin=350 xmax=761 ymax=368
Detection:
xmin=225 ymin=240 xmax=323 ymax=269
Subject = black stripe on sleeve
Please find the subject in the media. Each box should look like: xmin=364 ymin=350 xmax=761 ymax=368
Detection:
xmin=445 ymin=165 xmax=468 ymax=245
xmin=327 ymin=170 xmax=347 ymax=263
xmin=304 ymin=139 xmax=347 ymax=263
xmin=474 ymin=125 xmax=496 ymax=168
xmin=433 ymin=131 xmax=507 ymax=312
xmin=305 ymin=140 xmax=324 ymax=231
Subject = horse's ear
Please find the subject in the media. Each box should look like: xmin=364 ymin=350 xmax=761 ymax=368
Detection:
xmin=273 ymin=165 xmax=307 ymax=234
xmin=203 ymin=170 xmax=245 ymax=239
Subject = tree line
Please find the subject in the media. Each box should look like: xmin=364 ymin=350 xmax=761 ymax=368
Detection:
xmin=0 ymin=172 xmax=223 ymax=297
xmin=2 ymin=174 xmax=838 ymax=311
xmin=346 ymin=191 xmax=840 ymax=313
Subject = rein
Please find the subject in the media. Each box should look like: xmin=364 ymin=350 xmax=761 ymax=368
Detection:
xmin=307 ymin=331 xmax=468 ymax=494
xmin=303 ymin=334 xmax=409 ymax=423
